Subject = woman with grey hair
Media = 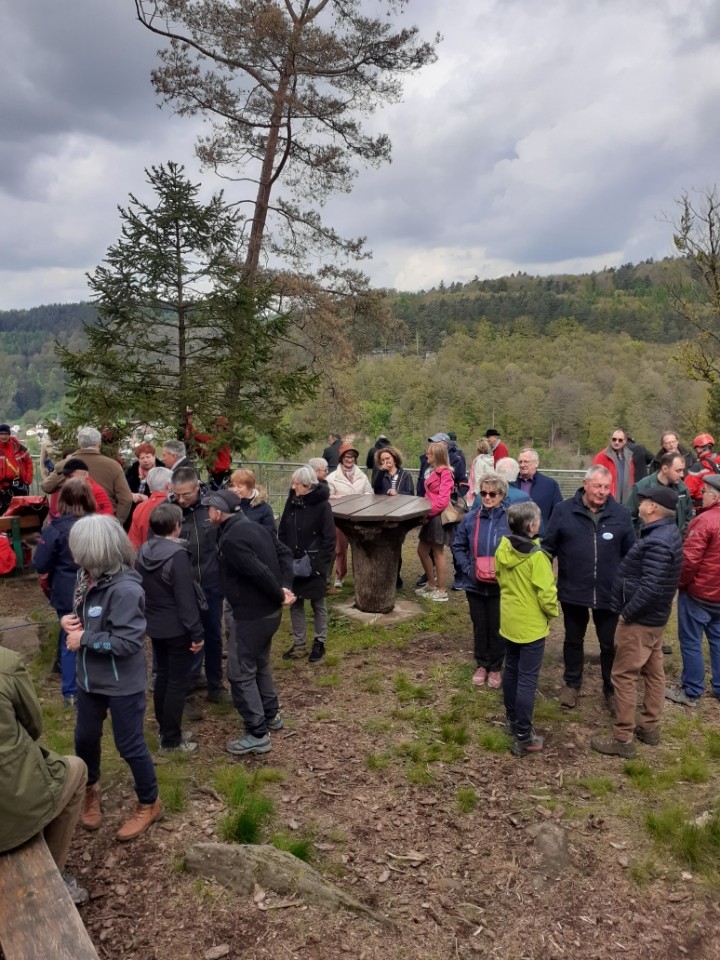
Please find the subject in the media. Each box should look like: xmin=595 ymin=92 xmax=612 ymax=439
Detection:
xmin=278 ymin=465 xmax=336 ymax=662
xmin=62 ymin=515 xmax=162 ymax=843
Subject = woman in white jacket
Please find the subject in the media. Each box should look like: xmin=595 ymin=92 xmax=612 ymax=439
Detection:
xmin=326 ymin=443 xmax=372 ymax=587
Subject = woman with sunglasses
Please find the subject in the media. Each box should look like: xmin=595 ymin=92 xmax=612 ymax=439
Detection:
xmin=452 ymin=474 xmax=511 ymax=688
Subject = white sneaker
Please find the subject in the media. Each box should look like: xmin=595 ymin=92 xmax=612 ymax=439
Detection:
xmin=431 ymin=589 xmax=449 ymax=602
xmin=415 ymin=584 xmax=434 ymax=596
xmin=334 ymin=578 xmax=343 ymax=589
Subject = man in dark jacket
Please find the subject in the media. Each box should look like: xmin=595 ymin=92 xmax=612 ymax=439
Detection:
xmin=591 ymin=486 xmax=683 ymax=758
xmin=170 ymin=467 xmax=224 ymax=704
xmin=666 ymin=474 xmax=720 ymax=707
xmin=135 ymin=503 xmax=206 ymax=753
xmin=542 ymin=465 xmax=635 ymax=713
xmin=512 ymin=449 xmax=563 ymax=533
xmin=626 ymin=452 xmax=693 ymax=538
xmin=204 ymin=490 xmax=294 ymax=756
xmin=322 ymin=434 xmax=342 ymax=470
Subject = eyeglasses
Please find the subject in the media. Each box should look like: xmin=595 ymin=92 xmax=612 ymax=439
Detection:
xmin=174 ymin=487 xmax=198 ymax=501
xmin=611 ymin=437 xmax=625 ymax=443
xmin=480 ymin=491 xmax=500 ymax=499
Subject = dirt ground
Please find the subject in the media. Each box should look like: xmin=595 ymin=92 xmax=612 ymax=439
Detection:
xmin=4 ymin=541 xmax=720 ymax=960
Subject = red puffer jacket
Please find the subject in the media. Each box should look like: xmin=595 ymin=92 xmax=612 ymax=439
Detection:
xmin=680 ymin=501 xmax=720 ymax=602
xmin=684 ymin=453 xmax=720 ymax=507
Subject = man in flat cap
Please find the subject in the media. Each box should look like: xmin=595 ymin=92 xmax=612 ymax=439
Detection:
xmin=591 ymin=485 xmax=683 ymax=757
xmin=666 ymin=475 xmax=720 ymax=708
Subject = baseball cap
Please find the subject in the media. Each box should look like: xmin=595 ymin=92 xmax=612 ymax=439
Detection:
xmin=638 ymin=485 xmax=679 ymax=510
xmin=201 ymin=490 xmax=243 ymax=512
xmin=428 ymin=432 xmax=450 ymax=443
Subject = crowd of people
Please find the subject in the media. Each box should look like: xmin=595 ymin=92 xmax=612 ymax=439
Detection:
xmin=3 ymin=422 xmax=720 ymax=905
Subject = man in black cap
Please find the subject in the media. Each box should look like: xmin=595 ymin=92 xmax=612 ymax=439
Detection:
xmin=203 ymin=490 xmax=294 ymax=755
xmin=666 ymin=474 xmax=720 ymax=707
xmin=485 ymin=428 xmax=508 ymax=466
xmin=591 ymin=485 xmax=683 ymax=758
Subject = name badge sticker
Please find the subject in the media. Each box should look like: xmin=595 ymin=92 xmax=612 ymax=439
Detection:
xmin=602 ymin=532 xmax=614 ymax=540
xmin=88 ymin=606 xmax=103 ymax=618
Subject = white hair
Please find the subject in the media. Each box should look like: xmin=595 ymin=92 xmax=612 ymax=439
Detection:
xmin=585 ymin=464 xmax=612 ymax=482
xmin=495 ymin=457 xmax=520 ymax=483
xmin=292 ymin=465 xmax=319 ymax=488
xmin=68 ymin=514 xmax=135 ymax=579
xmin=77 ymin=426 xmax=102 ymax=449
xmin=162 ymin=439 xmax=186 ymax=458
xmin=146 ymin=466 xmax=173 ymax=493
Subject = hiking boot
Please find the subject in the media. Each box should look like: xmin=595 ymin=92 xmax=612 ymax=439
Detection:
xmin=267 ymin=713 xmax=284 ymax=731
xmin=184 ymin=699 xmax=204 ymax=722
xmin=158 ymin=740 xmax=199 ymax=755
xmin=487 ymin=671 xmax=502 ymax=689
xmin=430 ymin=589 xmax=449 ymax=602
xmin=665 ymin=686 xmax=700 ymax=707
xmin=416 ymin=573 xmax=428 ymax=587
xmin=472 ymin=667 xmax=488 ymax=687
xmin=62 ymin=874 xmax=89 ymax=906
xmin=559 ymin=685 xmax=579 ymax=709
xmin=282 ymin=643 xmax=306 ymax=660
xmin=309 ymin=639 xmax=326 ymax=663
xmin=207 ymin=687 xmax=229 ymax=704
xmin=590 ymin=735 xmax=636 ymax=759
xmin=503 ymin=718 xmax=517 ymax=737
xmin=511 ymin=732 xmax=544 ymax=757
xmin=634 ymin=725 xmax=660 ymax=746
xmin=226 ymin=733 xmax=271 ymax=756
xmin=80 ymin=783 xmax=103 ymax=831
xmin=604 ymin=692 xmax=617 ymax=718
xmin=116 ymin=798 xmax=164 ymax=842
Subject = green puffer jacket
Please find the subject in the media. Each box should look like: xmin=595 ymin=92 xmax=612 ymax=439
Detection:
xmin=495 ymin=535 xmax=559 ymax=643
xmin=0 ymin=646 xmax=68 ymax=853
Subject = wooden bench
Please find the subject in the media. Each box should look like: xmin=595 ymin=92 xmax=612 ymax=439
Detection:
xmin=0 ymin=514 xmax=45 ymax=574
xmin=0 ymin=833 xmax=99 ymax=960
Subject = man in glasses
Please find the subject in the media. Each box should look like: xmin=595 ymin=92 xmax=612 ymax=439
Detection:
xmin=543 ymin=465 xmax=635 ymax=713
xmin=170 ymin=467 xmax=226 ymax=708
xmin=593 ymin=428 xmax=635 ymax=505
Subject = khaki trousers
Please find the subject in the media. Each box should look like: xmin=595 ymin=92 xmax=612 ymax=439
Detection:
xmin=611 ymin=622 xmax=665 ymax=742
xmin=43 ymin=756 xmax=88 ymax=872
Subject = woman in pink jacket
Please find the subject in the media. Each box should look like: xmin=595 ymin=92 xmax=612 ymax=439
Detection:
xmin=416 ymin=441 xmax=455 ymax=602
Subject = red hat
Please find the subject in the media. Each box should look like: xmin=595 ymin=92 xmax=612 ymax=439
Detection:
xmin=338 ymin=443 xmax=359 ymax=459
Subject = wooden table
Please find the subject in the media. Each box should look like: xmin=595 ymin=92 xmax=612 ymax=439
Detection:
xmin=331 ymin=494 xmax=430 ymax=613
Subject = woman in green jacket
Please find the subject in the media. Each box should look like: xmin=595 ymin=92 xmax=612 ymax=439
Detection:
xmin=495 ymin=501 xmax=558 ymax=758
xmin=0 ymin=645 xmax=89 ymax=902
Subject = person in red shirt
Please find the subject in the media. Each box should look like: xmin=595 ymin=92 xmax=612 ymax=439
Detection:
xmin=485 ymin=428 xmax=509 ymax=465
xmin=47 ymin=459 xmax=114 ymax=519
xmin=0 ymin=424 xmax=33 ymax=514
xmin=128 ymin=467 xmax=173 ymax=548
xmin=684 ymin=434 xmax=720 ymax=509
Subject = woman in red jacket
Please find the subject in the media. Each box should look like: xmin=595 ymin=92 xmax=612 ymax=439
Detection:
xmin=416 ymin=441 xmax=455 ymax=602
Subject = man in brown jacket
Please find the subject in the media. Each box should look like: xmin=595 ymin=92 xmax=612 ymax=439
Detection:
xmin=41 ymin=426 xmax=133 ymax=522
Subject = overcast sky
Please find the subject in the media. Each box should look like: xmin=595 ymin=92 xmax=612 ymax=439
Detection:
xmin=2 ymin=0 xmax=720 ymax=309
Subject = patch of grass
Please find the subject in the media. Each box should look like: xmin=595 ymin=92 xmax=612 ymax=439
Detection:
xmin=366 ymin=752 xmax=391 ymax=771
xmin=219 ymin=794 xmax=274 ymax=844
xmin=628 ymin=855 xmax=659 ymax=887
xmin=706 ymin=730 xmax=720 ymax=760
xmin=406 ymin=763 xmax=435 ymax=785
xmin=456 ymin=787 xmax=479 ymax=813
xmin=678 ymin=751 xmax=711 ymax=784
xmin=359 ymin=674 xmax=384 ymax=694
xmin=253 ymin=767 xmax=286 ymax=785
xmin=645 ymin=805 xmax=720 ymax=874
xmin=478 ymin=725 xmax=511 ymax=753
xmin=364 ymin=716 xmax=393 ymax=735
xmin=532 ymin=696 xmax=566 ymax=724
xmin=574 ymin=774 xmax=617 ymax=799
xmin=624 ymin=750 xmax=711 ymax=793
xmin=314 ymin=670 xmax=340 ymax=688
xmin=393 ymin=671 xmax=431 ymax=703
xmin=324 ymin=652 xmax=341 ymax=668
xmin=314 ymin=710 xmax=333 ymax=721
xmin=440 ymin=721 xmax=469 ymax=745
xmin=271 ymin=832 xmax=313 ymax=862
xmin=161 ymin=781 xmax=187 ymax=814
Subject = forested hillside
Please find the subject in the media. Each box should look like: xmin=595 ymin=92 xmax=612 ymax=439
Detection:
xmin=0 ymin=258 xmax=706 ymax=463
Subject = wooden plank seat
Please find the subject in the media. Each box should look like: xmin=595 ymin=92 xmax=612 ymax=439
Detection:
xmin=0 ymin=833 xmax=99 ymax=960
xmin=0 ymin=509 xmax=47 ymax=574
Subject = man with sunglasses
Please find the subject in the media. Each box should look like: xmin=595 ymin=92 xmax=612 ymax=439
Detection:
xmin=593 ymin=428 xmax=635 ymax=505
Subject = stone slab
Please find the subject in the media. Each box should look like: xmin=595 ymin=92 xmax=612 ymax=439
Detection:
xmin=330 ymin=598 xmax=425 ymax=625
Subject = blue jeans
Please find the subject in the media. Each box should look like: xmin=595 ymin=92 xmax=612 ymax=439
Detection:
xmin=74 ymin=688 xmax=158 ymax=804
xmin=678 ymin=592 xmax=720 ymax=698
xmin=502 ymin=637 xmax=545 ymax=740
xmin=57 ymin=609 xmax=76 ymax=699
xmin=191 ymin=592 xmax=223 ymax=691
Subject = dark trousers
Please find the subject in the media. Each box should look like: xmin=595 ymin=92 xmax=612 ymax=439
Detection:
xmin=152 ymin=637 xmax=194 ymax=748
xmin=502 ymin=637 xmax=545 ymax=740
xmin=227 ymin=611 xmax=281 ymax=738
xmin=466 ymin=590 xmax=504 ymax=671
xmin=561 ymin=602 xmax=618 ymax=694
xmin=56 ymin=608 xmax=76 ymax=700
xmin=74 ymin=688 xmax=158 ymax=804
xmin=191 ymin=592 xmax=223 ymax=691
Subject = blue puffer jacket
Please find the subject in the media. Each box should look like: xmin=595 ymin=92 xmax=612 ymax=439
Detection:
xmin=541 ymin=488 xmax=635 ymax=608
xmin=32 ymin=514 xmax=79 ymax=614
xmin=74 ymin=569 xmax=148 ymax=696
xmin=452 ymin=499 xmax=510 ymax=596
xmin=610 ymin=517 xmax=683 ymax=626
